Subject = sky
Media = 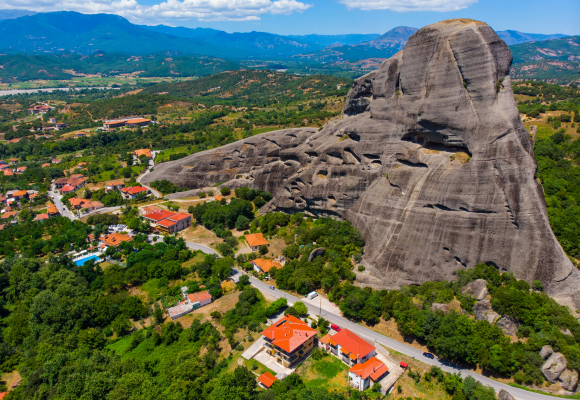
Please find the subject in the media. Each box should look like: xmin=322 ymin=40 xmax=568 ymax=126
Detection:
xmin=1 ymin=0 xmax=578 ymax=35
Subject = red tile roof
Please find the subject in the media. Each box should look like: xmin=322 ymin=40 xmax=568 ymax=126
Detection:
xmin=261 ymin=315 xmax=317 ymax=353
xmin=100 ymin=233 xmax=132 ymax=247
xmin=60 ymin=185 xmax=76 ymax=193
xmin=3 ymin=170 xmax=13 ymax=176
xmin=121 ymin=186 xmax=148 ymax=195
xmin=251 ymin=258 xmax=282 ymax=273
xmin=245 ymin=233 xmax=269 ymax=247
xmin=144 ymin=209 xmax=175 ymax=221
xmin=330 ymin=329 xmax=376 ymax=359
xmin=134 ymin=149 xmax=152 ymax=158
xmin=126 ymin=118 xmax=151 ymax=124
xmin=168 ymin=213 xmax=191 ymax=222
xmin=35 ymin=213 xmax=49 ymax=221
xmin=187 ymin=291 xmax=212 ymax=304
xmin=349 ymin=357 xmax=388 ymax=381
xmin=258 ymin=372 xmax=278 ymax=388
xmin=13 ymin=190 xmax=27 ymax=197
xmin=157 ymin=218 xmax=176 ymax=228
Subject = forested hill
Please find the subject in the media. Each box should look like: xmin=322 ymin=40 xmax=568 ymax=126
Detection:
xmin=509 ymin=36 xmax=580 ymax=84
xmin=141 ymin=71 xmax=351 ymax=106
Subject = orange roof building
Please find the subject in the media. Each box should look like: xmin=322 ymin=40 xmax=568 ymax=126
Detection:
xmin=47 ymin=204 xmax=59 ymax=216
xmin=251 ymin=258 xmax=282 ymax=274
xmin=245 ymin=233 xmax=269 ymax=250
xmin=3 ymin=170 xmax=13 ymax=176
xmin=99 ymin=233 xmax=132 ymax=247
xmin=348 ymin=357 xmax=388 ymax=391
xmin=126 ymin=118 xmax=152 ymax=127
xmin=258 ymin=372 xmax=278 ymax=389
xmin=134 ymin=149 xmax=152 ymax=158
xmin=12 ymin=190 xmax=27 ymax=198
xmin=187 ymin=291 xmax=212 ymax=306
xmin=328 ymin=329 xmax=376 ymax=365
xmin=261 ymin=315 xmax=317 ymax=368
xmin=1 ymin=211 xmax=18 ymax=220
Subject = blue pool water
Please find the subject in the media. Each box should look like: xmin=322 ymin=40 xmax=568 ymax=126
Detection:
xmin=75 ymin=255 xmax=100 ymax=266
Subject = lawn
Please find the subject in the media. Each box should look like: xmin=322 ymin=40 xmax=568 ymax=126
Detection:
xmin=297 ymin=354 xmax=350 ymax=392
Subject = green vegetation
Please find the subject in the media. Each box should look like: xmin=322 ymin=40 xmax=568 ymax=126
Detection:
xmin=150 ymin=179 xmax=185 ymax=195
xmin=510 ymin=36 xmax=580 ymax=84
xmin=142 ymin=70 xmax=351 ymax=107
xmin=514 ymin=81 xmax=580 ymax=120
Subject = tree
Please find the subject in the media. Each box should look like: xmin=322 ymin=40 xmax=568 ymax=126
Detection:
xmin=112 ymin=315 xmax=132 ymax=336
xmin=212 ymin=257 xmax=234 ymax=281
xmin=293 ymin=302 xmax=308 ymax=316
xmin=237 ymin=275 xmax=250 ymax=288
xmin=153 ymin=304 xmax=164 ymax=325
xmin=532 ymin=280 xmax=544 ymax=291
xmin=259 ymin=245 xmax=268 ymax=255
xmin=220 ymin=187 xmax=231 ymax=196
xmin=235 ymin=215 xmax=251 ymax=231
xmin=77 ymin=328 xmax=106 ymax=349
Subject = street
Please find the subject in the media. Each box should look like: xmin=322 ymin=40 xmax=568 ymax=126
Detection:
xmin=243 ymin=272 xmax=565 ymax=400
xmin=136 ymin=150 xmax=162 ymax=198
xmin=48 ymin=187 xmax=75 ymax=220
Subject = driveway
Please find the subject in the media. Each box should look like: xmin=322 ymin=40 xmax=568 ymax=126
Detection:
xmin=242 ymin=269 xmax=562 ymax=400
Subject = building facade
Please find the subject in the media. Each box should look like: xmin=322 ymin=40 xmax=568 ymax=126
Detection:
xmin=261 ymin=315 xmax=317 ymax=368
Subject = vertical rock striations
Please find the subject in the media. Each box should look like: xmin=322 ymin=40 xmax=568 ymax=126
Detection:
xmin=142 ymin=19 xmax=580 ymax=307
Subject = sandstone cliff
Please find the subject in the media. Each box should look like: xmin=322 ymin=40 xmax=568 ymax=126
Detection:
xmin=142 ymin=19 xmax=580 ymax=307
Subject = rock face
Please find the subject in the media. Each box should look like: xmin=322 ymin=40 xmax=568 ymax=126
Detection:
xmin=496 ymin=315 xmax=518 ymax=336
xmin=142 ymin=19 xmax=580 ymax=307
xmin=559 ymin=369 xmax=578 ymax=391
xmin=541 ymin=352 xmax=568 ymax=382
xmin=431 ymin=303 xmax=450 ymax=314
xmin=540 ymin=345 xmax=554 ymax=359
xmin=308 ymin=248 xmax=326 ymax=262
xmin=461 ymin=279 xmax=489 ymax=300
xmin=497 ymin=389 xmax=515 ymax=400
xmin=473 ymin=299 xmax=500 ymax=324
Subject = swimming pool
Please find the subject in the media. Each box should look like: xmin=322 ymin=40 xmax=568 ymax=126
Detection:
xmin=75 ymin=255 xmax=101 ymax=266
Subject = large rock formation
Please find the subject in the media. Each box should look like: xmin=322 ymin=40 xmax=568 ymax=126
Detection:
xmin=142 ymin=19 xmax=580 ymax=307
xmin=461 ymin=279 xmax=489 ymax=300
xmin=542 ymin=352 xmax=568 ymax=383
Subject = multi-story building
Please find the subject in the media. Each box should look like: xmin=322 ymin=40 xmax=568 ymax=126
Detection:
xmin=261 ymin=315 xmax=317 ymax=368
xmin=143 ymin=209 xmax=192 ymax=234
xmin=348 ymin=357 xmax=388 ymax=391
xmin=325 ymin=328 xmax=377 ymax=367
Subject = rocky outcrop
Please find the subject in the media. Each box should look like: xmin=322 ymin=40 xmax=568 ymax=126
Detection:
xmin=559 ymin=369 xmax=578 ymax=391
xmin=541 ymin=352 xmax=568 ymax=382
xmin=473 ymin=298 xmax=500 ymax=324
xmin=142 ymin=19 xmax=580 ymax=308
xmin=461 ymin=279 xmax=489 ymax=300
xmin=540 ymin=345 xmax=554 ymax=359
xmin=308 ymin=247 xmax=326 ymax=262
xmin=496 ymin=316 xmax=518 ymax=336
xmin=431 ymin=303 xmax=450 ymax=313
xmin=498 ymin=389 xmax=515 ymax=400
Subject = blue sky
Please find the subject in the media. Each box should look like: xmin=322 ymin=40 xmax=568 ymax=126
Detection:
xmin=2 ymin=0 xmax=579 ymax=35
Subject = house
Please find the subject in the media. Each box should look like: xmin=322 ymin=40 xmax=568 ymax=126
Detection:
xmin=99 ymin=233 xmax=132 ymax=247
xmin=47 ymin=204 xmax=60 ymax=217
xmin=245 ymin=233 xmax=270 ymax=251
xmin=250 ymin=258 xmax=282 ymax=275
xmin=59 ymin=184 xmax=76 ymax=195
xmin=143 ymin=209 xmax=192 ymax=234
xmin=261 ymin=315 xmax=317 ymax=368
xmin=326 ymin=329 xmax=377 ymax=366
xmin=56 ymin=122 xmax=66 ymax=129
xmin=120 ymin=186 xmax=149 ymax=199
xmin=125 ymin=118 xmax=151 ymax=128
xmin=3 ymin=170 xmax=13 ymax=176
xmin=27 ymin=104 xmax=53 ymax=115
xmin=134 ymin=149 xmax=152 ymax=160
xmin=1 ymin=211 xmax=18 ymax=220
xmin=68 ymin=198 xmax=103 ymax=212
xmin=52 ymin=159 xmax=61 ymax=164
xmin=49 ymin=117 xmax=57 ymax=123
xmin=9 ymin=138 xmax=21 ymax=143
xmin=168 ymin=302 xmax=194 ymax=320
xmin=55 ymin=176 xmax=87 ymax=190
xmin=105 ymin=181 xmax=125 ymax=191
xmin=12 ymin=190 xmax=27 ymax=200
xmin=16 ymin=166 xmax=26 ymax=174
xmin=141 ymin=205 xmax=162 ymax=214
xmin=42 ymin=163 xmax=51 ymax=168
xmin=28 ymin=193 xmax=38 ymax=201
xmin=8 ymin=158 xmax=18 ymax=165
xmin=35 ymin=213 xmax=49 ymax=222
xmin=187 ymin=290 xmax=212 ymax=308
xmin=258 ymin=372 xmax=279 ymax=389
xmin=75 ymin=132 xmax=87 ymax=138
xmin=348 ymin=357 xmax=388 ymax=391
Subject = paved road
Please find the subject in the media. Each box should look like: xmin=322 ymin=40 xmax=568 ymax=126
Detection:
xmin=243 ymin=272 xmax=562 ymax=400
xmin=147 ymin=233 xmax=220 ymax=256
xmin=48 ymin=188 xmax=75 ymax=220
xmin=136 ymin=150 xmax=162 ymax=198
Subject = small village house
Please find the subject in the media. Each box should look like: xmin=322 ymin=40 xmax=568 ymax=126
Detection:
xmin=250 ymin=258 xmax=282 ymax=275
xmin=47 ymin=204 xmax=60 ymax=217
xmin=105 ymin=181 xmax=126 ymax=191
xmin=245 ymin=233 xmax=270 ymax=251
xmin=99 ymin=233 xmax=132 ymax=247
xmin=35 ymin=214 xmax=49 ymax=222
xmin=187 ymin=291 xmax=212 ymax=308
xmin=261 ymin=315 xmax=317 ymax=368
xmin=348 ymin=357 xmax=388 ymax=391
xmin=143 ymin=209 xmax=192 ymax=234
xmin=257 ymin=372 xmax=278 ymax=389
xmin=324 ymin=329 xmax=377 ymax=366
xmin=134 ymin=149 xmax=152 ymax=160
xmin=120 ymin=186 xmax=149 ymax=199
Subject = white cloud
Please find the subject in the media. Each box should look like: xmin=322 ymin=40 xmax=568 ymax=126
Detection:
xmin=338 ymin=0 xmax=477 ymax=12
xmin=0 ymin=0 xmax=311 ymax=23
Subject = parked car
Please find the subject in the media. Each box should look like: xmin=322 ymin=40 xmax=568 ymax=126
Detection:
xmin=423 ymin=352 xmax=435 ymax=359
xmin=330 ymin=324 xmax=341 ymax=332
xmin=269 ymin=286 xmax=275 ymax=290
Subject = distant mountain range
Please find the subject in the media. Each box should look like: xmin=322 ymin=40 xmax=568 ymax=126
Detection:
xmin=0 ymin=11 xmax=572 ymax=61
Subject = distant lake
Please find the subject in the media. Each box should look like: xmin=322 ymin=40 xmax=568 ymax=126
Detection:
xmin=0 ymin=87 xmax=119 ymax=96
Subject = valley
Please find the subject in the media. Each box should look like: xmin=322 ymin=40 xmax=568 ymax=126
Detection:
xmin=0 ymin=7 xmax=578 ymax=400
